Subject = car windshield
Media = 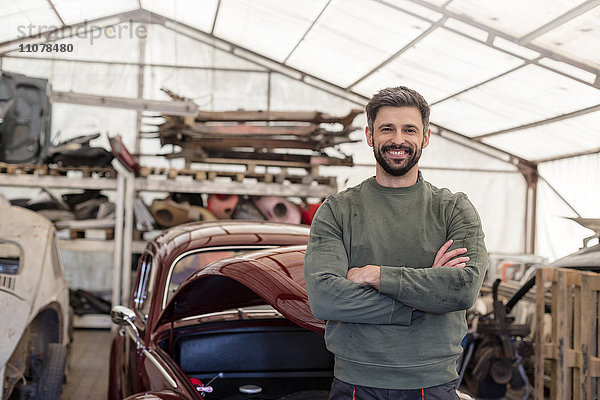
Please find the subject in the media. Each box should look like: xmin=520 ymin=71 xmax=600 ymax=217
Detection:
xmin=164 ymin=247 xmax=271 ymax=307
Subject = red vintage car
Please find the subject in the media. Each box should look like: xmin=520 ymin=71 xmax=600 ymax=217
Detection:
xmin=108 ymin=220 xmax=332 ymax=400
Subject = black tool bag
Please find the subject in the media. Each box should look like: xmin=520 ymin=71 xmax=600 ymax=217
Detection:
xmin=0 ymin=71 xmax=52 ymax=164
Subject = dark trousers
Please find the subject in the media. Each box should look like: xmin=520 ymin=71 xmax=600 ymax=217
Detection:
xmin=329 ymin=378 xmax=459 ymax=400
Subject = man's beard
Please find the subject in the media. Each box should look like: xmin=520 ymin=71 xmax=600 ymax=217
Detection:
xmin=373 ymin=142 xmax=422 ymax=177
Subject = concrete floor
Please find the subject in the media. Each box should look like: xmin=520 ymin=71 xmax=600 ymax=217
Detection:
xmin=61 ymin=329 xmax=112 ymax=400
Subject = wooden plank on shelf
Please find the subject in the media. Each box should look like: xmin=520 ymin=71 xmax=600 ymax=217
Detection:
xmin=0 ymin=173 xmax=118 ymax=189
xmin=184 ymin=123 xmax=319 ymax=136
xmin=59 ymin=239 xmax=115 ymax=253
xmin=0 ymin=162 xmax=118 ymax=188
xmin=192 ymin=157 xmax=313 ymax=169
xmin=137 ymin=166 xmax=336 ymax=187
xmin=181 ymin=150 xmax=354 ymax=166
xmin=134 ymin=176 xmax=336 ymax=197
xmin=192 ymin=108 xmax=362 ymax=128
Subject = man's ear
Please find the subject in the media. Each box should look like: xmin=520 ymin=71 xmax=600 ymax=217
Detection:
xmin=422 ymin=129 xmax=431 ymax=149
xmin=365 ymin=126 xmax=373 ymax=147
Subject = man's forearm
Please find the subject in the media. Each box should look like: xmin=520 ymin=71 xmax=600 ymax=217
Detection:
xmin=377 ymin=235 xmax=487 ymax=313
xmin=346 ymin=240 xmax=470 ymax=296
xmin=306 ymin=270 xmax=413 ymax=325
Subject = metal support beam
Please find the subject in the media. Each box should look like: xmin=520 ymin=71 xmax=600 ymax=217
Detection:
xmin=111 ymin=173 xmax=125 ymax=311
xmin=140 ymin=10 xmax=369 ymax=107
xmin=352 ymin=163 xmax=520 ymax=174
xmin=535 ymin=147 xmax=600 ymax=164
xmin=211 ymin=0 xmax=222 ymax=35
xmin=431 ymin=125 xmax=530 ymax=166
xmin=50 ymin=90 xmax=198 ymax=115
xmin=0 ymin=9 xmax=148 ymax=54
xmin=347 ymin=17 xmax=446 ymax=89
xmin=121 ymin=171 xmax=135 ymax=305
xmin=377 ymin=0 xmax=600 ymax=88
xmin=3 ymin=54 xmax=266 ymax=73
xmin=267 ymin=71 xmax=272 ymax=111
xmin=473 ymin=103 xmax=600 ymax=140
xmin=134 ymin=23 xmax=147 ymax=157
xmin=518 ymin=162 xmax=539 ymax=254
xmin=430 ymin=62 xmax=533 ymax=106
xmin=519 ymin=0 xmax=600 ymax=44
xmin=46 ymin=0 xmax=66 ymax=26
xmin=7 ymin=6 xmax=593 ymax=168
xmin=538 ymin=176 xmax=581 ymax=218
xmin=283 ymin=0 xmax=332 ymax=64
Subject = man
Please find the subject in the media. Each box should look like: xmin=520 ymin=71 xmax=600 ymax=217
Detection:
xmin=304 ymin=86 xmax=487 ymax=399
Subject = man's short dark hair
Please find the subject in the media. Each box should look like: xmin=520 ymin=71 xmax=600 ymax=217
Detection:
xmin=365 ymin=86 xmax=430 ymax=134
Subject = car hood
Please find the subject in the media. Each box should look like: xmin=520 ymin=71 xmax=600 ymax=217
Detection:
xmin=156 ymin=245 xmax=325 ymax=333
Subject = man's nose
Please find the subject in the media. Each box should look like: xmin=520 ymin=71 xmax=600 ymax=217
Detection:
xmin=390 ymin=131 xmax=406 ymax=145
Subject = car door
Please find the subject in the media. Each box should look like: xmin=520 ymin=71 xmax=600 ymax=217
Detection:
xmin=124 ymin=252 xmax=200 ymax=399
xmin=112 ymin=251 xmax=156 ymax=398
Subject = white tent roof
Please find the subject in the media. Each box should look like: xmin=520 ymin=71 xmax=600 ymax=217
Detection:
xmin=1 ymin=0 xmax=599 ymax=261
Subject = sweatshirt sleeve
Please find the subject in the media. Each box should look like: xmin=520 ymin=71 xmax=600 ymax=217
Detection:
xmin=379 ymin=194 xmax=488 ymax=313
xmin=304 ymin=198 xmax=413 ymax=325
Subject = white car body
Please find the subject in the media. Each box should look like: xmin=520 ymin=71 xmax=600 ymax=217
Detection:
xmin=0 ymin=203 xmax=70 ymax=399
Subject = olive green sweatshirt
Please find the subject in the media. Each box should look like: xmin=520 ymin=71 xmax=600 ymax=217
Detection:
xmin=304 ymin=176 xmax=487 ymax=390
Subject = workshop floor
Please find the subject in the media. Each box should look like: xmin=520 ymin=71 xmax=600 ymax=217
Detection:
xmin=61 ymin=328 xmax=112 ymax=400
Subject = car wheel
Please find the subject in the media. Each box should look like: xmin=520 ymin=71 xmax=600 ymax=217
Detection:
xmin=278 ymin=390 xmax=330 ymax=400
xmin=37 ymin=343 xmax=67 ymax=400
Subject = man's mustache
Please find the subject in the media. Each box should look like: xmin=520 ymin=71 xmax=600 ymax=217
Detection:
xmin=381 ymin=144 xmax=414 ymax=154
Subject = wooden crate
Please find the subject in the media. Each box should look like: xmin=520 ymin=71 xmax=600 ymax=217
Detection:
xmin=535 ymin=267 xmax=600 ymax=399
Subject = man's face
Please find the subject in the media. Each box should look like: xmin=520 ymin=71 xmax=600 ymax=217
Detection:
xmin=366 ymin=106 xmax=430 ymax=177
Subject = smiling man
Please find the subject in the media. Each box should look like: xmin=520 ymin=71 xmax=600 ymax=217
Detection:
xmin=304 ymin=86 xmax=488 ymax=400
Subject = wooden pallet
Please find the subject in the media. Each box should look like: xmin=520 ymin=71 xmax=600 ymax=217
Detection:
xmin=0 ymin=162 xmax=117 ymax=178
xmin=138 ymin=166 xmax=337 ymax=187
xmin=535 ymin=267 xmax=600 ymax=400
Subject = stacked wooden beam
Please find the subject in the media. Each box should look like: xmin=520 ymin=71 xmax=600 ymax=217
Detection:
xmin=155 ymin=108 xmax=363 ymax=168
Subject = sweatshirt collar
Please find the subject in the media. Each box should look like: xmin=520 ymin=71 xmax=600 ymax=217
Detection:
xmin=366 ymin=171 xmax=424 ymax=194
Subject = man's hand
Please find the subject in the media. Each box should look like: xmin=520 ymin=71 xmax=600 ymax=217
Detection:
xmin=433 ymin=239 xmax=469 ymax=268
xmin=346 ymin=265 xmax=381 ymax=290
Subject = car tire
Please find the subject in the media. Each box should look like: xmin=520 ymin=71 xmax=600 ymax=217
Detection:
xmin=37 ymin=343 xmax=67 ymax=400
xmin=278 ymin=390 xmax=330 ymax=400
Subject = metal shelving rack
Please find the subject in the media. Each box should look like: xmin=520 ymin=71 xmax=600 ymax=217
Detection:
xmin=121 ymin=169 xmax=338 ymax=305
xmin=1 ymin=165 xmax=339 ymax=327
xmin=0 ymin=171 xmax=126 ymax=328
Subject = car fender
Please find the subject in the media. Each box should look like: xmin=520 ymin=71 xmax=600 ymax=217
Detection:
xmin=0 ymin=292 xmax=31 ymax=367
